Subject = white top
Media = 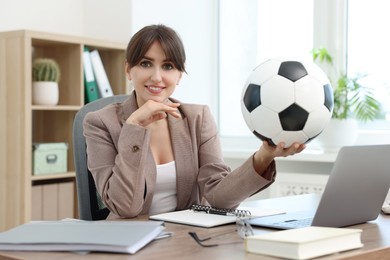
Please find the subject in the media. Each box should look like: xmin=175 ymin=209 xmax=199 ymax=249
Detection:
xmin=148 ymin=161 xmax=177 ymax=215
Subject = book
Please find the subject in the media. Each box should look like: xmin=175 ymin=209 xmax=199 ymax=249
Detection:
xmin=90 ymin=49 xmax=114 ymax=98
xmin=0 ymin=220 xmax=165 ymax=254
xmin=149 ymin=205 xmax=285 ymax=228
xmin=83 ymin=46 xmax=100 ymax=103
xmin=245 ymin=226 xmax=363 ymax=260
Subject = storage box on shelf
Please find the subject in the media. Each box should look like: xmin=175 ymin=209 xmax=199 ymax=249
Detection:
xmin=0 ymin=30 xmax=127 ymax=232
xmin=32 ymin=142 xmax=68 ymax=175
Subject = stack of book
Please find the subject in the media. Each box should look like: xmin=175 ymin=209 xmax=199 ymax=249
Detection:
xmin=245 ymin=226 xmax=363 ymax=260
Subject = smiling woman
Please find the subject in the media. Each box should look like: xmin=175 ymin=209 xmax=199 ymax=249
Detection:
xmin=126 ymin=41 xmax=183 ymax=110
xmin=82 ymin=24 xmax=305 ymax=221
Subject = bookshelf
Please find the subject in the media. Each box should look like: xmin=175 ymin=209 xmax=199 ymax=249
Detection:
xmin=0 ymin=30 xmax=127 ymax=231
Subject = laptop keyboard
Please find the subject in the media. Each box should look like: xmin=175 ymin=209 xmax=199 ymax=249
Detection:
xmin=273 ymin=217 xmax=313 ymax=228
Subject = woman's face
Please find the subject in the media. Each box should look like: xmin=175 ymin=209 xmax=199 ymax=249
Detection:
xmin=126 ymin=41 xmax=182 ymax=106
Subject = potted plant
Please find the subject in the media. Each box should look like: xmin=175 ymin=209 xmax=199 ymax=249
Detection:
xmin=312 ymin=47 xmax=381 ymax=151
xmin=32 ymin=58 xmax=61 ymax=105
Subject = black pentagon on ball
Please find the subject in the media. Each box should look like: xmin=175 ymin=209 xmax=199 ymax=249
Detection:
xmin=243 ymin=83 xmax=261 ymax=112
xmin=278 ymin=61 xmax=308 ymax=82
xmin=307 ymin=132 xmax=322 ymax=143
xmin=279 ymin=103 xmax=309 ymax=131
xmin=323 ymin=83 xmax=334 ymax=112
xmin=253 ymin=131 xmax=276 ymax=146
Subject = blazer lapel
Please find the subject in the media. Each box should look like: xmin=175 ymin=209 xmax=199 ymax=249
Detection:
xmin=120 ymin=92 xmax=138 ymax=125
xmin=168 ymin=114 xmax=198 ymax=208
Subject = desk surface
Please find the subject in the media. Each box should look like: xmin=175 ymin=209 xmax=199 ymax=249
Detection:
xmin=1 ymin=194 xmax=389 ymax=260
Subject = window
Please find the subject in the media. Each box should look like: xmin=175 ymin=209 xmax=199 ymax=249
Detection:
xmin=347 ymin=0 xmax=390 ymax=127
xmin=219 ymin=0 xmax=313 ymax=137
xmin=219 ymin=0 xmax=390 ymax=142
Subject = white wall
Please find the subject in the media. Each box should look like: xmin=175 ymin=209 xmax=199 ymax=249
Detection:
xmin=0 ymin=0 xmax=132 ymax=43
xmin=83 ymin=0 xmax=132 ymax=43
xmin=0 ymin=0 xmax=219 ymax=114
xmin=0 ymin=0 xmax=84 ymax=36
xmin=130 ymin=0 xmax=219 ymax=113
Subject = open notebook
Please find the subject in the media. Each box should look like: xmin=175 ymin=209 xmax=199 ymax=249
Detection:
xmin=149 ymin=205 xmax=285 ymax=228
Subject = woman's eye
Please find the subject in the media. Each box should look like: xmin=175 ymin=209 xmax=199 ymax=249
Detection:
xmin=140 ymin=61 xmax=152 ymax=68
xmin=162 ymin=63 xmax=174 ymax=70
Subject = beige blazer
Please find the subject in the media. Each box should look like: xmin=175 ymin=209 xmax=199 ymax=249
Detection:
xmin=83 ymin=92 xmax=276 ymax=219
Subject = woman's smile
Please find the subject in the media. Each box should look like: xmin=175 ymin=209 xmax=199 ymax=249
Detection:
xmin=146 ymin=85 xmax=165 ymax=94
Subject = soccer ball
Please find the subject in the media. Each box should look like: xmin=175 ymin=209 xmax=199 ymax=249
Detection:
xmin=241 ymin=58 xmax=334 ymax=147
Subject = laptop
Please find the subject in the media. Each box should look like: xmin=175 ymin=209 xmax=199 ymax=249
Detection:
xmin=247 ymin=144 xmax=390 ymax=229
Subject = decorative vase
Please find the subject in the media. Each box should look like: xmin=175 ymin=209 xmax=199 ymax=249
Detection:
xmin=32 ymin=81 xmax=59 ymax=105
xmin=316 ymin=118 xmax=358 ymax=153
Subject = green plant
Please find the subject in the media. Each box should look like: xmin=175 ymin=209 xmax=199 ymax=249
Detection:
xmin=312 ymin=47 xmax=381 ymax=122
xmin=32 ymin=58 xmax=61 ymax=83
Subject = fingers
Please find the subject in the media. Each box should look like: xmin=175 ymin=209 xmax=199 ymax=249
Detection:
xmin=279 ymin=142 xmax=306 ymax=157
xmin=153 ymin=102 xmax=181 ymax=119
xmin=164 ymin=103 xmax=181 ymax=118
xmin=261 ymin=141 xmax=306 ymax=158
xmin=126 ymin=100 xmax=181 ymax=126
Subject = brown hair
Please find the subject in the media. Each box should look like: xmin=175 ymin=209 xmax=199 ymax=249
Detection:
xmin=126 ymin=24 xmax=186 ymax=73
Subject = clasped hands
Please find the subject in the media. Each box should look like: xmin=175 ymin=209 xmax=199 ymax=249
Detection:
xmin=126 ymin=100 xmax=181 ymax=127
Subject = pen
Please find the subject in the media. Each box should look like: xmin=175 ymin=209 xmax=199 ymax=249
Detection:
xmin=191 ymin=204 xmax=248 ymax=217
xmin=207 ymin=209 xmax=229 ymax=215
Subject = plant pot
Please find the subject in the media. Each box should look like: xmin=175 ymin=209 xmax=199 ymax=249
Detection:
xmin=316 ymin=118 xmax=358 ymax=153
xmin=32 ymin=81 xmax=59 ymax=105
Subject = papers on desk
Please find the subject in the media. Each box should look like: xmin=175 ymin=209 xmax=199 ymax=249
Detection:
xmin=0 ymin=220 xmax=165 ymax=254
xmin=245 ymin=226 xmax=363 ymax=260
xmin=149 ymin=206 xmax=285 ymax=228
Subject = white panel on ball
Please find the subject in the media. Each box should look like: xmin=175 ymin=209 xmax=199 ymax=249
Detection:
xmin=251 ymin=106 xmax=282 ymax=138
xmin=241 ymin=101 xmax=255 ymax=132
xmin=248 ymin=59 xmax=282 ymax=84
xmin=303 ymin=107 xmax=333 ymax=138
xmin=274 ymin=131 xmax=309 ymax=147
xmin=295 ymin=76 xmax=325 ymax=112
xmin=261 ymin=76 xmax=295 ymax=112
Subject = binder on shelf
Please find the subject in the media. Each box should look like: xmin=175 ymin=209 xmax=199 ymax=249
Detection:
xmin=83 ymin=46 xmax=100 ymax=103
xmin=90 ymin=49 xmax=114 ymax=98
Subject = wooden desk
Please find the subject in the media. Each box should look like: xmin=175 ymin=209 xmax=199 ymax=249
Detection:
xmin=1 ymin=194 xmax=389 ymax=260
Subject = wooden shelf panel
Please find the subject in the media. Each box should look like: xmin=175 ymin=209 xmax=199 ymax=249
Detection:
xmin=32 ymin=105 xmax=82 ymax=111
xmin=31 ymin=172 xmax=75 ymax=181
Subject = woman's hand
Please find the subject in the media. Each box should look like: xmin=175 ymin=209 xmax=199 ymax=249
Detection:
xmin=253 ymin=141 xmax=306 ymax=174
xmin=126 ymin=100 xmax=181 ymax=127
xmin=261 ymin=141 xmax=306 ymax=158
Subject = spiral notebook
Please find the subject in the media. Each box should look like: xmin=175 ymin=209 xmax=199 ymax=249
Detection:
xmin=149 ymin=205 xmax=285 ymax=228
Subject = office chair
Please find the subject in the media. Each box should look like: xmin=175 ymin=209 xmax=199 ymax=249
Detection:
xmin=73 ymin=95 xmax=129 ymax=220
